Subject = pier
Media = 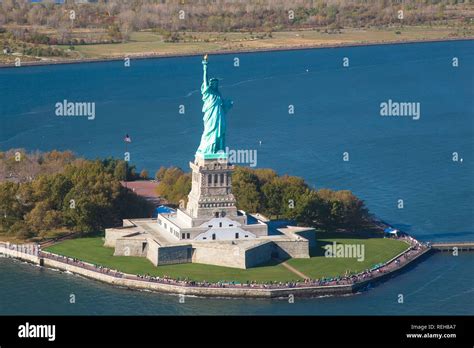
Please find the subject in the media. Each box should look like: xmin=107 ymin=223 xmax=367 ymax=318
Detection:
xmin=430 ymin=242 xmax=474 ymax=252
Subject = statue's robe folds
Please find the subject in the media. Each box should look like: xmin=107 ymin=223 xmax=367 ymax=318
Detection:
xmin=196 ymin=82 xmax=233 ymax=156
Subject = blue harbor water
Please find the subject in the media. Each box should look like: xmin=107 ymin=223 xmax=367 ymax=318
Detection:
xmin=0 ymin=40 xmax=473 ymax=315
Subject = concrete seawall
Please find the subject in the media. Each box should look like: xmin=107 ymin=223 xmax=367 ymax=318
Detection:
xmin=352 ymin=247 xmax=433 ymax=292
xmin=0 ymin=247 xmax=41 ymax=264
xmin=0 ymin=243 xmax=433 ymax=299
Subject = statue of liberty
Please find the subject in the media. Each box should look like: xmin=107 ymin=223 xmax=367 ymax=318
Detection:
xmin=196 ymin=54 xmax=233 ymax=159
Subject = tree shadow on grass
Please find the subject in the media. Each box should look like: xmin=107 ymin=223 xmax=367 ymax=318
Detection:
xmin=256 ymin=258 xmax=286 ymax=267
xmin=83 ymin=231 xmax=105 ymax=238
xmin=310 ymin=241 xmax=333 ymax=257
xmin=317 ymin=230 xmax=382 ymax=240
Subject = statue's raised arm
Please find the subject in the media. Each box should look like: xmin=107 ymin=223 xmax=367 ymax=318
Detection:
xmin=202 ymin=54 xmax=209 ymax=89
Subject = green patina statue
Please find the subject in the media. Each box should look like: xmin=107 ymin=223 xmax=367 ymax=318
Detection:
xmin=196 ymin=54 xmax=233 ymax=159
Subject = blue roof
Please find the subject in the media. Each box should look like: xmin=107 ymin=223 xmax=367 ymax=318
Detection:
xmin=155 ymin=205 xmax=175 ymax=216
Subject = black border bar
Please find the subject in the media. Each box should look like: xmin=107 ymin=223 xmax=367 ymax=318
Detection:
xmin=0 ymin=315 xmax=472 ymax=346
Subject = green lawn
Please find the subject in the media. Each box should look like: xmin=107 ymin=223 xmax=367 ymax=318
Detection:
xmin=287 ymin=233 xmax=409 ymax=279
xmin=45 ymin=237 xmax=296 ymax=283
xmin=45 ymin=234 xmax=409 ymax=283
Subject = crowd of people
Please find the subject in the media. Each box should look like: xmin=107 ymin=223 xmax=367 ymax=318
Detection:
xmin=0 ymin=233 xmax=429 ymax=291
xmin=40 ymin=251 xmax=125 ymax=278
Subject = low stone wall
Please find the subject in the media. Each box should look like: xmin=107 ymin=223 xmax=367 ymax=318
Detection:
xmin=243 ymin=223 xmax=270 ymax=237
xmin=114 ymin=237 xmax=148 ymax=257
xmin=157 ymin=244 xmax=191 ymax=265
xmin=244 ymin=241 xmax=274 ymax=268
xmin=273 ymin=239 xmax=310 ymax=259
xmin=0 ymin=242 xmax=434 ymax=299
xmin=146 ymin=239 xmax=160 ymax=266
xmin=0 ymin=247 xmax=41 ymax=264
xmin=0 ymin=245 xmax=353 ymax=297
xmin=104 ymin=228 xmax=136 ymax=247
xmin=192 ymin=243 xmax=246 ymax=269
xmin=40 ymin=256 xmax=357 ymax=298
xmin=294 ymin=230 xmax=317 ymax=248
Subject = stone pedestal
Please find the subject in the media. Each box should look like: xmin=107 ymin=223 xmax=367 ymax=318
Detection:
xmin=186 ymin=156 xmax=238 ymax=220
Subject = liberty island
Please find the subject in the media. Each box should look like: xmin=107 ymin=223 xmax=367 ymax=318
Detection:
xmin=105 ymin=55 xmax=315 ymax=269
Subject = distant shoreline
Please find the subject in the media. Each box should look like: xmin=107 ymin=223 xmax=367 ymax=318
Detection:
xmin=1 ymin=36 xmax=473 ymax=69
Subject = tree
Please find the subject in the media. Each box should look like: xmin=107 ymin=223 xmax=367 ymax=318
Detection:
xmin=107 ymin=23 xmax=122 ymax=41
xmin=139 ymin=169 xmax=149 ymax=180
xmin=10 ymin=220 xmax=34 ymax=239
xmin=155 ymin=167 xmax=191 ymax=204
xmin=294 ymin=190 xmax=327 ymax=227
xmin=332 ymin=190 xmax=368 ymax=230
xmin=280 ymin=175 xmax=308 ymax=220
xmin=261 ymin=179 xmax=284 ymax=218
xmin=155 ymin=166 xmax=167 ymax=181
xmin=0 ymin=181 xmax=29 ymax=232
xmin=0 ymin=152 xmax=155 ymax=239
xmin=253 ymin=168 xmax=277 ymax=185
xmin=149 ymin=165 xmax=371 ymax=234
xmin=171 ymin=174 xmax=191 ymax=204
xmin=113 ymin=161 xmax=127 ymax=181
xmin=25 ymin=201 xmax=63 ymax=236
xmin=232 ymin=167 xmax=261 ymax=212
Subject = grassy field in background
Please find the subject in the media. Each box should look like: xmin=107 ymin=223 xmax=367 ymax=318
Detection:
xmin=2 ymin=25 xmax=470 ymax=65
xmin=44 ymin=233 xmax=409 ymax=283
xmin=69 ymin=27 xmax=469 ymax=59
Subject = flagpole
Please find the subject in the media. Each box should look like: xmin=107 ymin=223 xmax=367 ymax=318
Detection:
xmin=125 ymin=138 xmax=128 ymax=190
